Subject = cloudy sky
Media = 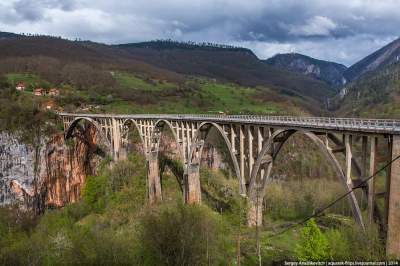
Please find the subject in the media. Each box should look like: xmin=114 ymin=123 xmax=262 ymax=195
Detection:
xmin=1 ymin=0 xmax=399 ymax=66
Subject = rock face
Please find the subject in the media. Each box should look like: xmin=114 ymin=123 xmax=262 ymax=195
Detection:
xmin=1 ymin=124 xmax=226 ymax=211
xmin=0 ymin=124 xmax=101 ymax=211
xmin=264 ymin=53 xmax=347 ymax=87
xmin=42 ymin=126 xmax=100 ymax=209
xmin=0 ymin=133 xmax=39 ymax=206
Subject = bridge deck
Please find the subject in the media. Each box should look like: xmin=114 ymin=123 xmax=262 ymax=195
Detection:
xmin=58 ymin=113 xmax=400 ymax=135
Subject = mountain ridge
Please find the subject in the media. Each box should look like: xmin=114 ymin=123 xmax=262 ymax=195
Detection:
xmin=344 ymin=37 xmax=400 ymax=82
xmin=264 ymin=53 xmax=347 ymax=87
xmin=0 ymin=32 xmax=334 ymax=104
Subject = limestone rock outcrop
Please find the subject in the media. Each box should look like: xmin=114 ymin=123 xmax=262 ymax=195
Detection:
xmin=0 ymin=124 xmax=100 ymax=211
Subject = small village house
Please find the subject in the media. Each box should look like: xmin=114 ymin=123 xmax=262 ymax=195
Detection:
xmin=48 ymin=88 xmax=60 ymax=97
xmin=15 ymin=82 xmax=25 ymax=91
xmin=33 ymin=88 xmax=44 ymax=96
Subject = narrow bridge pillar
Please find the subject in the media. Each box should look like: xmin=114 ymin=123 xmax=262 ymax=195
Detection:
xmin=387 ymin=135 xmax=400 ymax=258
xmin=247 ymin=195 xmax=262 ymax=227
xmin=185 ymin=164 xmax=201 ymax=204
xmin=111 ymin=118 xmax=121 ymax=160
xmin=147 ymin=151 xmax=162 ymax=203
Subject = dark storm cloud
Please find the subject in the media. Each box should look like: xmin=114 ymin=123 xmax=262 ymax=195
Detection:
xmin=0 ymin=0 xmax=399 ymax=65
xmin=12 ymin=0 xmax=75 ymax=21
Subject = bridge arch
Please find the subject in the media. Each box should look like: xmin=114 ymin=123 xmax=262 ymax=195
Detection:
xmin=150 ymin=119 xmax=184 ymax=162
xmin=65 ymin=117 xmax=112 ymax=154
xmin=121 ymin=119 xmax=146 ymax=154
xmin=248 ymin=129 xmax=364 ymax=228
xmin=187 ymin=122 xmax=245 ymax=202
xmin=147 ymin=119 xmax=186 ymax=202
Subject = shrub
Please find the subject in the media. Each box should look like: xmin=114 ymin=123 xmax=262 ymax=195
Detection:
xmin=136 ymin=203 xmax=231 ymax=265
xmin=325 ymin=223 xmax=385 ymax=260
xmin=107 ymin=160 xmax=135 ymax=192
xmin=264 ymin=179 xmax=349 ymax=220
xmin=82 ymin=175 xmax=108 ymax=211
xmin=295 ymin=218 xmax=330 ymax=261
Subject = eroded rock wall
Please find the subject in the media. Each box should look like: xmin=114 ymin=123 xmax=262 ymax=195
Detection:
xmin=42 ymin=126 xmax=99 ymax=208
xmin=0 ymin=124 xmax=100 ymax=211
xmin=0 ymin=133 xmax=41 ymax=206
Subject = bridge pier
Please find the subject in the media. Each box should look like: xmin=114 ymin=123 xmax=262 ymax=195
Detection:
xmin=387 ymin=135 xmax=400 ymax=258
xmin=247 ymin=196 xmax=263 ymax=227
xmin=185 ymin=164 xmax=202 ymax=204
xmin=147 ymin=151 xmax=162 ymax=203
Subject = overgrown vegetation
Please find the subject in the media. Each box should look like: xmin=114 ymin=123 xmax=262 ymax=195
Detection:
xmin=0 ymin=150 xmax=388 ymax=265
xmin=0 ymin=77 xmax=58 ymax=144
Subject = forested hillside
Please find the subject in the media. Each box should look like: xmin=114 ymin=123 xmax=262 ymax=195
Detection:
xmin=117 ymin=41 xmax=333 ymax=102
xmin=335 ymin=62 xmax=400 ymax=118
xmin=0 ymin=34 xmax=331 ymax=116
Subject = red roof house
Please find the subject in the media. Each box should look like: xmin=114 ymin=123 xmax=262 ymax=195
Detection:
xmin=15 ymin=82 xmax=25 ymax=91
xmin=33 ymin=88 xmax=44 ymax=96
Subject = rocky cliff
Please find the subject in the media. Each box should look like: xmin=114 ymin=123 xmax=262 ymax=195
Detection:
xmin=264 ymin=53 xmax=347 ymax=87
xmin=42 ymin=125 xmax=100 ymax=209
xmin=0 ymin=133 xmax=39 ymax=207
xmin=0 ymin=124 xmax=101 ymax=211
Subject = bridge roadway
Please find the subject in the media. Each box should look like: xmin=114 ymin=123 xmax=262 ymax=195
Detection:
xmin=59 ymin=112 xmax=400 ymax=134
xmin=58 ymin=112 xmax=400 ymax=257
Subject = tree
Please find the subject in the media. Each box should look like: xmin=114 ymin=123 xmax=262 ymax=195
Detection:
xmin=0 ymin=75 xmax=10 ymax=89
xmin=295 ymin=218 xmax=330 ymax=261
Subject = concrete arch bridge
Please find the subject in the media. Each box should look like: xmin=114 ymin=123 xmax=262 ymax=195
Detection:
xmin=59 ymin=112 xmax=400 ymax=256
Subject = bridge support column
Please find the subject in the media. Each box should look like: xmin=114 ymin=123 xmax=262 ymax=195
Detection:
xmin=387 ymin=135 xmax=400 ymax=258
xmin=147 ymin=152 xmax=162 ymax=204
xmin=368 ymin=137 xmax=377 ymax=223
xmin=111 ymin=118 xmax=121 ymax=160
xmin=247 ymin=196 xmax=262 ymax=227
xmin=185 ymin=164 xmax=201 ymax=204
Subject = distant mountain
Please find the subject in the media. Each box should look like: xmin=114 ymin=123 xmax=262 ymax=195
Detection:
xmin=264 ymin=53 xmax=347 ymax=87
xmin=0 ymin=34 xmax=334 ymax=110
xmin=334 ymin=62 xmax=400 ymax=118
xmin=123 ymin=40 xmax=254 ymax=54
xmin=0 ymin=31 xmax=21 ymax=39
xmin=344 ymin=37 xmax=400 ymax=82
xmin=116 ymin=41 xmax=334 ymax=102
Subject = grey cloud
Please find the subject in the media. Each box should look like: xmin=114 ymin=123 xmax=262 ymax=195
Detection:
xmin=13 ymin=0 xmax=44 ymax=21
xmin=1 ymin=0 xmax=399 ymax=65
xmin=12 ymin=0 xmax=76 ymax=21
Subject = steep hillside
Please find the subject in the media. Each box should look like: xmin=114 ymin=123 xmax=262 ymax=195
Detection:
xmin=344 ymin=37 xmax=400 ymax=82
xmin=0 ymin=36 xmax=184 ymax=84
xmin=334 ymin=62 xmax=400 ymax=118
xmin=264 ymin=53 xmax=347 ymax=87
xmin=0 ymin=34 xmax=332 ymax=112
xmin=116 ymin=41 xmax=334 ymax=102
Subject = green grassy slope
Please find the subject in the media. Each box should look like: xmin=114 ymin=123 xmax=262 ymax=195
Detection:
xmin=1 ymin=70 xmax=311 ymax=116
xmin=105 ymin=73 xmax=294 ymax=114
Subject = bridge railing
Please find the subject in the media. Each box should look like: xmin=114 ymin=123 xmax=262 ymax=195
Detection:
xmin=167 ymin=114 xmax=400 ymax=132
xmin=57 ymin=112 xmax=400 ymax=134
